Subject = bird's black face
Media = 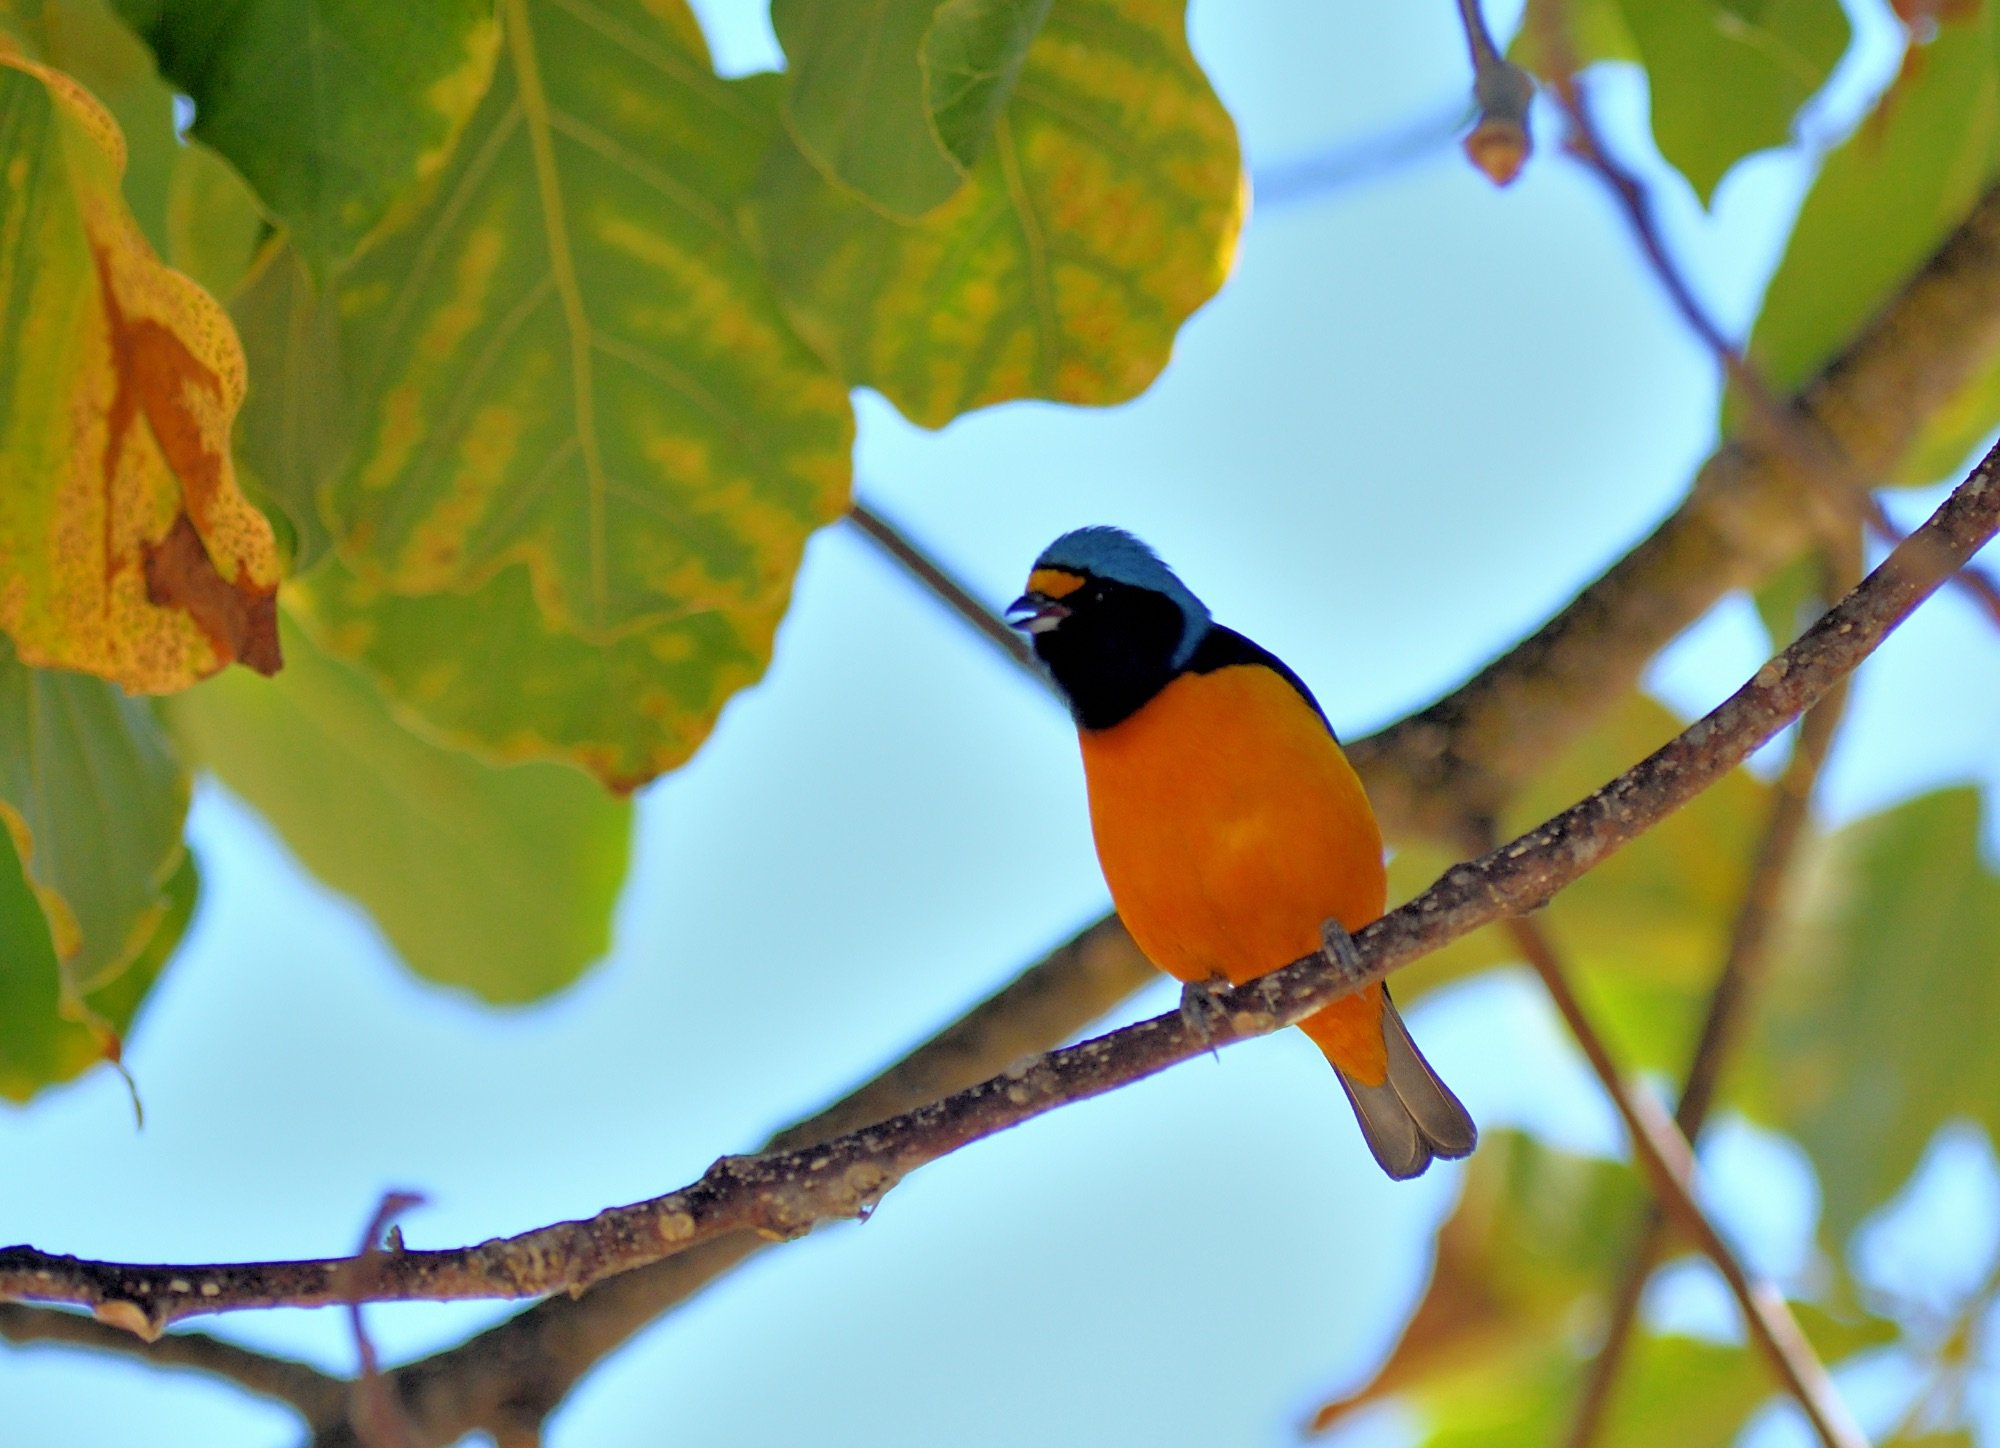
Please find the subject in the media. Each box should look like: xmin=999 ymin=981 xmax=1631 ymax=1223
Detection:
xmin=1008 ymin=567 xmax=1192 ymax=729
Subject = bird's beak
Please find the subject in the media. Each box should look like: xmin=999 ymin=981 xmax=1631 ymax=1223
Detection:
xmin=1006 ymin=591 xmax=1069 ymax=635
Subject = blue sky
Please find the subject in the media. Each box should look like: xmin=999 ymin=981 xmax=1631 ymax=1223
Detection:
xmin=7 ymin=1 xmax=2000 ymax=1444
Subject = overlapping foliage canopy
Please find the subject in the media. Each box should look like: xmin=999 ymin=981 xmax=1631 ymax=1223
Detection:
xmin=4 ymin=0 xmax=2000 ymax=1443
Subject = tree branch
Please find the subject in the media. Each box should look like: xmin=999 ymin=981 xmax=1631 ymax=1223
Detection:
xmin=1505 ymin=910 xmax=1862 ymax=1448
xmin=1564 ymin=576 xmax=1855 ymax=1448
xmin=6 ymin=443 xmax=1994 ymax=1340
xmin=0 ymin=1302 xmax=346 ymax=1424
xmin=846 ymin=500 xmax=1043 ymax=679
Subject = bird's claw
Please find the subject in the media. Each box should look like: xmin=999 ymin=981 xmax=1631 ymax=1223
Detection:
xmin=1179 ymin=973 xmax=1233 ymax=1059
xmin=1319 ymin=918 xmax=1367 ymax=985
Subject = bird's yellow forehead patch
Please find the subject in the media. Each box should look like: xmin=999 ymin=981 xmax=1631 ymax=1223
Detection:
xmin=1028 ymin=568 xmax=1086 ymax=599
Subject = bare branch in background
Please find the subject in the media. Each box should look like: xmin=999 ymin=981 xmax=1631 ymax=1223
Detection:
xmin=0 ymin=1302 xmax=345 ymax=1424
xmin=1565 ymin=548 xmax=1857 ymax=1448
xmin=1504 ymin=906 xmax=1861 ymax=1448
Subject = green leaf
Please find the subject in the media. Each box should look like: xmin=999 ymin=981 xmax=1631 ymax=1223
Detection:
xmin=1310 ymin=1131 xmax=1897 ymax=1441
xmin=294 ymin=555 xmax=787 ymax=791
xmin=926 ymin=0 xmax=1054 ymax=171
xmin=1619 ymin=0 xmax=1848 ymax=204
xmin=772 ymin=0 xmax=963 ymax=217
xmin=744 ymin=0 xmax=1244 ymax=428
xmin=164 ymin=612 xmax=630 ymax=1001
xmin=771 ymin=0 xmax=1051 ymax=218
xmin=230 ymin=242 xmax=341 ymax=572
xmin=1742 ymin=12 xmax=2000 ymax=456
xmin=1514 ymin=0 xmax=1847 ymax=203
xmin=0 ymin=829 xmax=195 ymax=1101
xmin=112 ymin=0 xmax=502 ymax=275
xmin=1389 ymin=694 xmax=1769 ymax=1073
xmin=164 ymin=135 xmax=266 ymax=302
xmin=0 ymin=635 xmax=189 ymax=993
xmin=1421 ymin=1307 xmax=1887 ymax=1448
xmin=1510 ymin=0 xmax=1642 ymax=75
xmin=3 ymin=0 xmax=180 ymax=252
xmin=1748 ymin=788 xmax=2000 ymax=1248
xmin=305 ymin=2 xmax=851 ymax=641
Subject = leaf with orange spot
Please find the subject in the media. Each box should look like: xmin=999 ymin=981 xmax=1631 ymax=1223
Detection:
xmin=743 ymin=0 xmax=1245 ymax=428
xmin=0 ymin=51 xmax=282 ymax=692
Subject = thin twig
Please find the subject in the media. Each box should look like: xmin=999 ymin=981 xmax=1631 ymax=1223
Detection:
xmin=5 ymin=446 xmax=1994 ymax=1336
xmin=1505 ymin=913 xmax=1863 ymax=1448
xmin=1564 ymin=621 xmax=1854 ymax=1448
xmin=1534 ymin=16 xmax=2000 ymax=630
xmin=1454 ymin=0 xmax=1534 ymax=185
xmin=845 ymin=500 xmax=1043 ymax=678
xmin=342 ymin=1193 xmax=425 ymax=1448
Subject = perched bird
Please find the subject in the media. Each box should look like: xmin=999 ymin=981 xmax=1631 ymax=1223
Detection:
xmin=1008 ymin=527 xmax=1476 ymax=1179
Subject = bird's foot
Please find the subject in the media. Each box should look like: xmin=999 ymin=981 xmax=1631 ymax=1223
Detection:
xmin=1319 ymin=918 xmax=1368 ymax=986
xmin=1179 ymin=973 xmax=1234 ymax=1060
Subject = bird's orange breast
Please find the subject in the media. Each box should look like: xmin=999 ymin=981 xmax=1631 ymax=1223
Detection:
xmin=1078 ymin=662 xmax=1389 ymax=1079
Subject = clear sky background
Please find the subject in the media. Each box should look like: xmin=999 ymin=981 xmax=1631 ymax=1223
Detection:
xmin=7 ymin=0 xmax=2000 ymax=1444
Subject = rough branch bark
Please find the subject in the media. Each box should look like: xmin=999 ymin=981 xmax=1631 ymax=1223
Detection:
xmin=6 ymin=443 xmax=1994 ymax=1340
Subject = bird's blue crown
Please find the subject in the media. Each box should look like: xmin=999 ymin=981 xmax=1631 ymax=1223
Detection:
xmin=1034 ymin=526 xmax=1212 ymax=666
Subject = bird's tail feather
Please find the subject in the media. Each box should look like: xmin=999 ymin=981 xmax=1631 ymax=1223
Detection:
xmin=1331 ymin=993 xmax=1477 ymax=1180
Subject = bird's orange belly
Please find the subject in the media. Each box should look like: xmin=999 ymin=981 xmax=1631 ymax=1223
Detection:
xmin=1078 ymin=665 xmax=1390 ymax=1079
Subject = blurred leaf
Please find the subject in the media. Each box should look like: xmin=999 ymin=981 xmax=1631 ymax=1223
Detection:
xmin=1621 ymin=0 xmax=1848 ymax=204
xmin=303 ymin=3 xmax=850 ymax=640
xmin=1749 ymin=788 xmax=2000 ymax=1248
xmin=3 ymin=0 xmax=178 ymax=251
xmin=1311 ymin=1131 xmax=1894 ymax=1443
xmin=164 ymin=136 xmax=266 ymax=301
xmin=1741 ymin=10 xmax=2000 ymax=467
xmin=230 ymin=242 xmax=341 ymax=571
xmin=1510 ymin=0 xmax=1642 ymax=74
xmin=164 ymin=612 xmax=630 ymax=1001
xmin=771 ymin=0 xmax=1051 ymax=218
xmin=1754 ymin=553 xmax=1825 ymax=649
xmin=112 ymin=0 xmax=501 ymax=275
xmin=0 ymin=635 xmax=189 ymax=992
xmin=0 ymin=51 xmax=283 ymax=691
xmin=0 ymin=830 xmax=194 ymax=1101
xmin=1514 ymin=0 xmax=1847 ymax=202
xmin=294 ymin=557 xmax=787 ymax=791
xmin=771 ymin=0 xmax=958 ymax=216
xmin=927 ymin=0 xmax=1055 ymax=171
xmin=1309 ymin=1132 xmax=1643 ymax=1433
xmin=744 ymin=0 xmax=1244 ymax=428
xmin=1420 ymin=1306 xmax=1887 ymax=1448
xmin=1390 ymin=694 xmax=1769 ymax=1072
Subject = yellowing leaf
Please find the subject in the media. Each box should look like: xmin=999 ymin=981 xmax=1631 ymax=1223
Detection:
xmin=294 ymin=556 xmax=788 ymax=791
xmin=310 ymin=0 xmax=850 ymax=641
xmin=0 ymin=52 xmax=282 ymax=691
xmin=744 ymin=0 xmax=1244 ymax=428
